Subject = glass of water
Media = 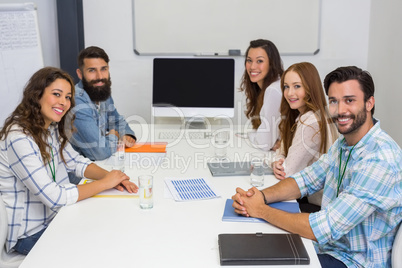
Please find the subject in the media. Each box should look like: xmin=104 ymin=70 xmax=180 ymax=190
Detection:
xmin=112 ymin=140 xmax=125 ymax=172
xmin=250 ymin=152 xmax=265 ymax=187
xmin=139 ymin=175 xmax=153 ymax=209
xmin=213 ymin=131 xmax=229 ymax=161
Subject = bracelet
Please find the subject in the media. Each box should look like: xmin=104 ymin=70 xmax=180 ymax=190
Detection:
xmin=260 ymin=190 xmax=269 ymax=205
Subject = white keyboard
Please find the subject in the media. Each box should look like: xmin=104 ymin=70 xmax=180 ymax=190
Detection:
xmin=159 ymin=131 xmax=213 ymax=139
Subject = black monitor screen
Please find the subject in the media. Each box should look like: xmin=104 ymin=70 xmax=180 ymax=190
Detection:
xmin=152 ymin=58 xmax=235 ymax=108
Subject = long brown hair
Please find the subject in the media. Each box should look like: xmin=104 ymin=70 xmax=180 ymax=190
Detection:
xmin=0 ymin=67 xmax=76 ymax=164
xmin=240 ymin=39 xmax=284 ymax=129
xmin=279 ymin=62 xmax=335 ymax=157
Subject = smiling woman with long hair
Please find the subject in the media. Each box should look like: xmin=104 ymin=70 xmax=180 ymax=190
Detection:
xmin=240 ymin=39 xmax=284 ymax=151
xmin=0 ymin=67 xmax=138 ymax=255
xmin=273 ymin=62 xmax=338 ymax=209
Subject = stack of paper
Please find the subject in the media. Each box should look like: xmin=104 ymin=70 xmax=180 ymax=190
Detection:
xmin=164 ymin=177 xmax=220 ymax=202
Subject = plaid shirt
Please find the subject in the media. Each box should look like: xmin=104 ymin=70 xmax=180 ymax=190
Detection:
xmin=0 ymin=124 xmax=91 ymax=252
xmin=292 ymin=120 xmax=402 ymax=267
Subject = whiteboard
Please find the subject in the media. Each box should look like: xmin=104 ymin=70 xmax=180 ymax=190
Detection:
xmin=0 ymin=2 xmax=44 ymax=127
xmin=132 ymin=0 xmax=321 ymax=56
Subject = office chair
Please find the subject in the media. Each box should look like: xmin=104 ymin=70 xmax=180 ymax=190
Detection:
xmin=0 ymin=194 xmax=25 ymax=268
xmin=393 ymin=222 xmax=402 ymax=268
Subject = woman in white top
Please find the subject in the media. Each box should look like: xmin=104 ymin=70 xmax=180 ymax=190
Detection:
xmin=0 ymin=67 xmax=138 ymax=255
xmin=240 ymin=39 xmax=284 ymax=151
xmin=273 ymin=62 xmax=338 ymax=207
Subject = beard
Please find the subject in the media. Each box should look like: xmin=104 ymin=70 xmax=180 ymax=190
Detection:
xmin=82 ymin=76 xmax=112 ymax=102
xmin=332 ymin=105 xmax=367 ymax=135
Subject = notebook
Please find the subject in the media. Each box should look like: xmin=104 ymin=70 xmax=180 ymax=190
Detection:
xmin=218 ymin=233 xmax=310 ymax=265
xmin=207 ymin=161 xmax=273 ymax=177
xmin=222 ymin=199 xmax=299 ymax=223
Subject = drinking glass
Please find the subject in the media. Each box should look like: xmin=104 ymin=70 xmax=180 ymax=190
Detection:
xmin=250 ymin=152 xmax=265 ymax=187
xmin=139 ymin=175 xmax=153 ymax=209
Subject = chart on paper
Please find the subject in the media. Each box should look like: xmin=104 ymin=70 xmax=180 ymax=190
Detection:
xmin=164 ymin=177 xmax=220 ymax=201
xmin=0 ymin=3 xmax=44 ymax=128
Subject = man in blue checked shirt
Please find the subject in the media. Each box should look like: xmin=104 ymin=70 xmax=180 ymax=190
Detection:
xmin=232 ymin=66 xmax=401 ymax=268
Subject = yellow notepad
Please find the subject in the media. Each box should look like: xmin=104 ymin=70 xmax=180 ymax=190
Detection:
xmin=83 ymin=180 xmax=139 ymax=198
xmin=92 ymin=188 xmax=139 ymax=198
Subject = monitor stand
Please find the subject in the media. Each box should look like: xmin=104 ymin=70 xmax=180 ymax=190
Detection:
xmin=183 ymin=117 xmax=207 ymax=129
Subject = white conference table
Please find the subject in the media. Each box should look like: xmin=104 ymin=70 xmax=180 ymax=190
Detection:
xmin=20 ymin=124 xmax=321 ymax=268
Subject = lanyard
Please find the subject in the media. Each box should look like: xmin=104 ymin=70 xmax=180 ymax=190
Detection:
xmin=48 ymin=145 xmax=56 ymax=182
xmin=336 ymin=143 xmax=356 ymax=197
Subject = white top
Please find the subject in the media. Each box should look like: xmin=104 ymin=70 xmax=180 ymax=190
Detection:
xmin=248 ymin=79 xmax=282 ymax=151
xmin=276 ymin=111 xmax=337 ymax=205
xmin=0 ymin=124 xmax=90 ymax=252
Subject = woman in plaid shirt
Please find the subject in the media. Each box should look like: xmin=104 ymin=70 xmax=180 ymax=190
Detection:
xmin=0 ymin=67 xmax=138 ymax=255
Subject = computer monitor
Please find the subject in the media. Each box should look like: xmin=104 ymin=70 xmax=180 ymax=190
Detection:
xmin=152 ymin=58 xmax=235 ymax=128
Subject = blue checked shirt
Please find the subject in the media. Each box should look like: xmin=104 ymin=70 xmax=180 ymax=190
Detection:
xmin=0 ymin=124 xmax=91 ymax=252
xmin=292 ymin=120 xmax=402 ymax=267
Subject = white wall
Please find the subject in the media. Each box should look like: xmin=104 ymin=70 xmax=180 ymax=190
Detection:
xmin=0 ymin=0 xmax=60 ymax=67
xmin=8 ymin=0 xmax=401 ymax=145
xmin=81 ymin=0 xmax=372 ymax=126
xmin=368 ymin=0 xmax=402 ymax=146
